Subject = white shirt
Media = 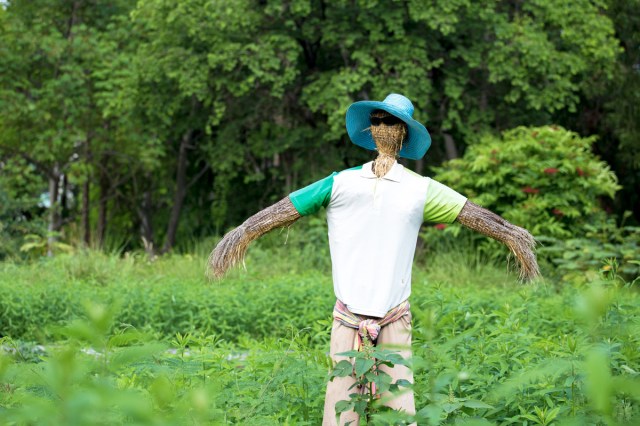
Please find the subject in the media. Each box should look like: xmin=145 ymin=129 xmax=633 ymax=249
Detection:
xmin=289 ymin=161 xmax=467 ymax=317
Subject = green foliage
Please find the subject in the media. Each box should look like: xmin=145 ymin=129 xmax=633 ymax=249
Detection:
xmin=19 ymin=233 xmax=75 ymax=258
xmin=329 ymin=343 xmax=413 ymax=424
xmin=1 ymin=251 xmax=639 ymax=424
xmin=0 ymin=157 xmax=48 ymax=261
xmin=0 ymin=302 xmax=326 ymax=425
xmin=0 ymin=249 xmax=336 ymax=343
xmin=300 ymin=0 xmax=620 ymax=144
xmin=410 ymin=268 xmax=640 ymax=425
xmin=593 ymin=0 xmax=640 ymax=219
xmin=538 ymin=214 xmax=640 ymax=283
xmin=1 ymin=0 xmax=634 ymax=255
xmin=434 ymin=125 xmax=621 ymax=238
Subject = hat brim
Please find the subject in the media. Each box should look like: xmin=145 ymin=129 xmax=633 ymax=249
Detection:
xmin=345 ymin=101 xmax=431 ymax=160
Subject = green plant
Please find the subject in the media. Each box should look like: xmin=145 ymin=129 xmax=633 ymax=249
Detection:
xmin=433 ymin=126 xmax=621 ymax=239
xmin=522 ymin=406 xmax=561 ymax=425
xmin=537 ymin=213 xmax=640 ymax=283
xmin=330 ymin=340 xmax=413 ymax=425
xmin=19 ymin=232 xmax=74 ymax=257
xmin=1 ymin=250 xmax=639 ymax=424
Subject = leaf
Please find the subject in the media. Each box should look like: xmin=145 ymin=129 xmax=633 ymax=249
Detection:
xmin=353 ymin=399 xmax=368 ymax=416
xmin=462 ymin=400 xmax=494 ymax=409
xmin=364 ymin=371 xmax=378 ymax=383
xmin=330 ymin=360 xmax=353 ymax=379
xmin=394 ymin=379 xmax=413 ymax=389
xmin=442 ymin=401 xmax=463 ymax=413
xmin=334 ymin=399 xmax=354 ymax=415
xmin=336 ymin=350 xmax=360 ymax=358
xmin=372 ymin=371 xmax=393 ymax=394
xmin=545 ymin=406 xmax=561 ymax=423
xmin=416 ymin=403 xmax=445 ymax=424
xmin=354 ymin=357 xmax=375 ymax=377
xmin=382 ymin=352 xmax=410 ymax=366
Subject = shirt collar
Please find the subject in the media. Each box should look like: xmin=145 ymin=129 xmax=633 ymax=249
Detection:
xmin=359 ymin=161 xmax=404 ymax=182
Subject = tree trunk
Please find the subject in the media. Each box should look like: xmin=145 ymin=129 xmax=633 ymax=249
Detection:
xmin=282 ymin=151 xmax=293 ymax=195
xmin=82 ymin=138 xmax=92 ymax=247
xmin=96 ymin=161 xmax=109 ymax=248
xmin=60 ymin=173 xmax=68 ymax=218
xmin=82 ymin=178 xmax=90 ymax=246
xmin=138 ymin=189 xmax=155 ymax=255
xmin=162 ymin=130 xmax=191 ymax=254
xmin=443 ymin=133 xmax=459 ymax=160
xmin=47 ymin=164 xmax=61 ymax=257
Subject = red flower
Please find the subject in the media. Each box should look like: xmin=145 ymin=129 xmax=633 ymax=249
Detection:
xmin=544 ymin=168 xmax=559 ymax=175
xmin=576 ymin=167 xmax=585 ymax=176
xmin=552 ymin=209 xmax=564 ymax=217
xmin=434 ymin=224 xmax=447 ymax=230
xmin=522 ymin=186 xmax=540 ymax=194
xmin=531 ymin=131 xmax=539 ymax=138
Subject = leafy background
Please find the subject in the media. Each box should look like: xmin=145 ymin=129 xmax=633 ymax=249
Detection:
xmin=0 ymin=0 xmax=638 ymax=255
xmin=1 ymin=0 xmax=639 ymax=424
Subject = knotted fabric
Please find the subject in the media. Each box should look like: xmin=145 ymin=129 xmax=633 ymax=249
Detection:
xmin=333 ymin=299 xmax=410 ymax=352
xmin=333 ymin=299 xmax=411 ymax=396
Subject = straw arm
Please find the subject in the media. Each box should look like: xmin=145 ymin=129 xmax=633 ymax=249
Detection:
xmin=208 ymin=196 xmax=301 ymax=278
xmin=456 ymin=201 xmax=540 ymax=281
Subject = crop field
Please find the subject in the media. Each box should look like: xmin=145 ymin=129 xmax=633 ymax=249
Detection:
xmin=0 ymin=243 xmax=638 ymax=425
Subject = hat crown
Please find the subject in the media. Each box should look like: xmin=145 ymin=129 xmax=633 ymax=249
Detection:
xmin=382 ymin=94 xmax=414 ymax=117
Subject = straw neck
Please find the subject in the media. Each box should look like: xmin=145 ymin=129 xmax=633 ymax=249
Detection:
xmin=372 ymin=152 xmax=397 ymax=178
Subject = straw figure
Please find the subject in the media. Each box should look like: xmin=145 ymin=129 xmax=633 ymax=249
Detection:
xmin=209 ymin=94 xmax=540 ymax=425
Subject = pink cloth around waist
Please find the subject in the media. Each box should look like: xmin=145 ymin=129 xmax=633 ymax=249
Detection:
xmin=332 ymin=299 xmax=410 ymax=349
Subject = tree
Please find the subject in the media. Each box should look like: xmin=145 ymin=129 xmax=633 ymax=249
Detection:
xmin=0 ymin=0 xmax=628 ymax=255
xmin=99 ymin=0 xmax=303 ymax=252
xmin=562 ymin=0 xmax=640 ymax=221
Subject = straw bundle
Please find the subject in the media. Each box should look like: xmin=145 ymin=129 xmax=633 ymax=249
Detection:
xmin=369 ymin=110 xmax=407 ymax=178
xmin=456 ymin=201 xmax=540 ymax=281
xmin=208 ymin=197 xmax=301 ymax=278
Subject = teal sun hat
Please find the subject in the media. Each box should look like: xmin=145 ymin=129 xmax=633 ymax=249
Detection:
xmin=345 ymin=93 xmax=431 ymax=160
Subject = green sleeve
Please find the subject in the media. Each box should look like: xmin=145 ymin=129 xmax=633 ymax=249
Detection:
xmin=289 ymin=172 xmax=337 ymax=216
xmin=423 ymin=179 xmax=468 ymax=223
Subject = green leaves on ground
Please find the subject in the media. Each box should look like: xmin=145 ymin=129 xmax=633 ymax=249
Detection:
xmin=0 ymin=251 xmax=639 ymax=423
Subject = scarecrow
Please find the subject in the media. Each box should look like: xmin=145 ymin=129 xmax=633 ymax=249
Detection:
xmin=209 ymin=94 xmax=539 ymax=425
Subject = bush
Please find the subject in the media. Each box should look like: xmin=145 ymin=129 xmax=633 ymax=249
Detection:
xmin=434 ymin=125 xmax=620 ymax=238
xmin=0 ymin=157 xmax=48 ymax=262
xmin=538 ymin=214 xmax=640 ymax=284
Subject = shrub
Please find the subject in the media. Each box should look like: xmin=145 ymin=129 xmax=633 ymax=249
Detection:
xmin=433 ymin=125 xmax=620 ymax=239
xmin=538 ymin=213 xmax=640 ymax=284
